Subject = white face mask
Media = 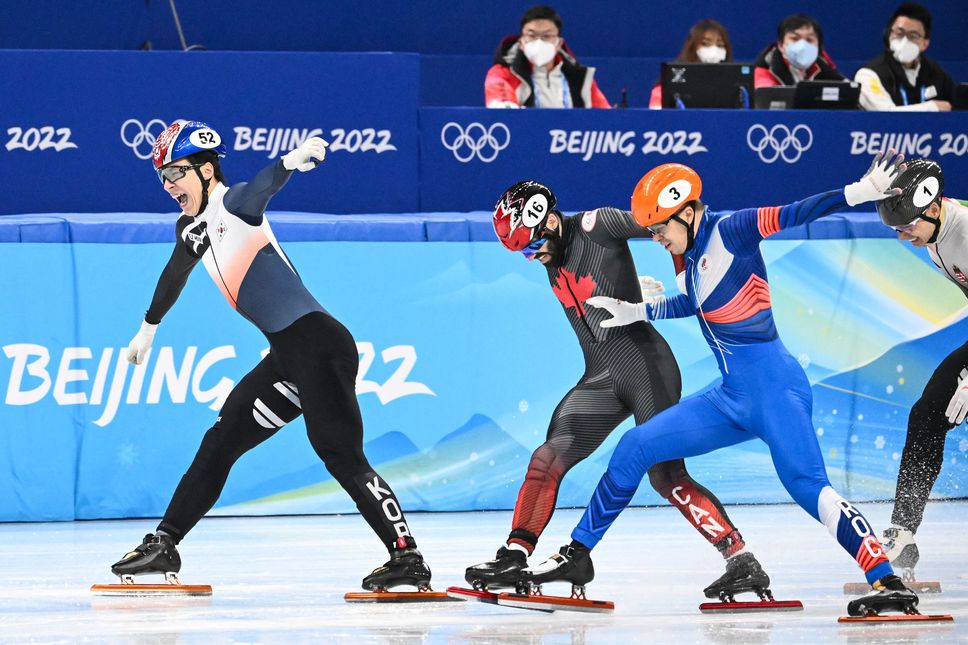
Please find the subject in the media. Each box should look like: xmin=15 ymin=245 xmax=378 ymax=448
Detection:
xmin=523 ymin=39 xmax=557 ymax=67
xmin=890 ymin=37 xmax=920 ymax=65
xmin=696 ymin=45 xmax=727 ymax=64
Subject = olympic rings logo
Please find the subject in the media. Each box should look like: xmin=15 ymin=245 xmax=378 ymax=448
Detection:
xmin=746 ymin=124 xmax=813 ymax=164
xmin=120 ymin=118 xmax=168 ymax=160
xmin=440 ymin=122 xmax=510 ymax=163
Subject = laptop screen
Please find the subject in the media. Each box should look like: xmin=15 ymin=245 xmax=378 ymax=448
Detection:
xmin=792 ymin=80 xmax=861 ymax=110
xmin=661 ymin=62 xmax=754 ymax=109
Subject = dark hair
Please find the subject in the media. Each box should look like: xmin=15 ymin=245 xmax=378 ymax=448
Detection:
xmin=520 ymin=5 xmax=562 ymax=33
xmin=186 ymin=150 xmax=226 ymax=184
xmin=676 ymin=19 xmax=733 ymax=63
xmin=889 ymin=2 xmax=932 ymax=38
xmin=777 ymin=14 xmax=823 ymax=51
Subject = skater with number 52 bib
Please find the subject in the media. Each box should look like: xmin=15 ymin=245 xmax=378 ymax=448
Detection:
xmin=102 ymin=120 xmax=432 ymax=599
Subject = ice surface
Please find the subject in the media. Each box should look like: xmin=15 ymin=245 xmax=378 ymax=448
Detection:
xmin=1 ymin=501 xmax=964 ymax=643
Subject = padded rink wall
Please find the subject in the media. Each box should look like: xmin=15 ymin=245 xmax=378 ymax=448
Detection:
xmin=1 ymin=212 xmax=967 ymax=522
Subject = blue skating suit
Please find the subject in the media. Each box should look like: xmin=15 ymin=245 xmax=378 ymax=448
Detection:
xmin=573 ymin=190 xmax=894 ymax=585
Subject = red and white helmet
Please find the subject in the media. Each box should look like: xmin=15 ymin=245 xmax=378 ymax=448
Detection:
xmin=492 ymin=180 xmax=557 ymax=252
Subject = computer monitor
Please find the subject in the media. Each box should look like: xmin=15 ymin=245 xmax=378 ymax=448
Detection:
xmin=661 ymin=62 xmax=754 ymax=109
xmin=953 ymin=83 xmax=968 ymax=111
xmin=754 ymin=86 xmax=795 ymax=110
xmin=792 ymin=80 xmax=861 ymax=110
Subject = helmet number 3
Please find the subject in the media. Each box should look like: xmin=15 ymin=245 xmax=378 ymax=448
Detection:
xmin=189 ymin=129 xmax=222 ymax=149
xmin=523 ymin=194 xmax=548 ymax=228
xmin=658 ymin=179 xmax=693 ymax=209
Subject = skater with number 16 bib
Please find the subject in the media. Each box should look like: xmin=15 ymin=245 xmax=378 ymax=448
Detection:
xmin=99 ymin=120 xmax=434 ymax=600
xmin=526 ymin=154 xmax=949 ymax=621
xmin=456 ymin=180 xmax=775 ymax=611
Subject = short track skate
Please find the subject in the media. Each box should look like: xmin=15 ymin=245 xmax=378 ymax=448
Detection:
xmin=839 ymin=574 xmax=952 ymax=623
xmin=447 ymin=581 xmax=554 ymax=612
xmin=91 ymin=571 xmax=212 ymax=597
xmin=699 ymin=552 xmax=802 ymax=613
xmin=93 ymin=534 xmax=212 ymax=596
xmin=496 ymin=581 xmax=614 ymax=613
xmin=495 ymin=544 xmax=613 ymax=613
xmin=346 ymin=546 xmax=459 ymax=604
xmin=450 ymin=546 xmax=531 ymax=606
xmin=344 ymin=588 xmax=460 ymax=603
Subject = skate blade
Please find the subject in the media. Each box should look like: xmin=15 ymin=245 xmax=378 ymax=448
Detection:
xmin=446 ymin=586 xmax=500 ymax=604
xmin=699 ymin=599 xmax=803 ymax=614
xmin=843 ymin=581 xmax=942 ymax=595
xmin=497 ymin=592 xmax=613 ymax=613
xmin=839 ymin=613 xmax=953 ymax=623
xmin=344 ymin=590 xmax=461 ymax=603
xmin=90 ymin=583 xmax=212 ymax=596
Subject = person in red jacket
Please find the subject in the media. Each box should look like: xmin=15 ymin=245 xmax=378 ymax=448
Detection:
xmin=485 ymin=4 xmax=609 ymax=109
xmin=753 ymin=14 xmax=845 ymax=88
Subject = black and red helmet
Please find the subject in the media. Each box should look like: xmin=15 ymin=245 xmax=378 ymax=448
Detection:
xmin=492 ymin=180 xmax=557 ymax=252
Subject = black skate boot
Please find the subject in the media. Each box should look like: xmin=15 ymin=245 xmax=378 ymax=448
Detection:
xmin=704 ymin=552 xmax=773 ymax=602
xmin=362 ymin=538 xmax=432 ymax=592
xmin=847 ymin=574 xmax=919 ymax=617
xmin=464 ymin=546 xmax=528 ymax=590
xmin=111 ymin=533 xmax=181 ymax=584
xmin=522 ymin=543 xmax=594 ymax=597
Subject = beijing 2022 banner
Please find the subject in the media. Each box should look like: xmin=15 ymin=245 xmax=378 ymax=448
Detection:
xmin=0 ymin=236 xmax=966 ymax=521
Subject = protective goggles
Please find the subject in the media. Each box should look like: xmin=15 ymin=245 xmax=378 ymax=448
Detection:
xmin=646 ymin=217 xmax=673 ymax=236
xmin=157 ymin=163 xmax=204 ymax=184
xmin=892 ymin=212 xmax=934 ymax=233
xmin=519 ymin=235 xmax=548 ymax=259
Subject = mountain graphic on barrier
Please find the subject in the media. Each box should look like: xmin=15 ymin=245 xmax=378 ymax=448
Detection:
xmin=214 ymin=413 xmax=587 ymax=515
xmin=213 ymin=316 xmax=968 ymax=517
xmin=214 ymin=430 xmax=422 ymax=507
xmin=810 ymin=315 xmax=968 ymax=500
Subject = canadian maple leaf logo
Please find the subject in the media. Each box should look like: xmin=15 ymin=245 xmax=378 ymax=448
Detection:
xmin=551 ymin=268 xmax=597 ymax=315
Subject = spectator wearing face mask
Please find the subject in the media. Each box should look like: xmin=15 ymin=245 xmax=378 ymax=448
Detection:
xmin=854 ymin=3 xmax=953 ymax=112
xmin=753 ymin=14 xmax=845 ymax=88
xmin=485 ymin=4 xmax=610 ymax=109
xmin=649 ymin=19 xmax=734 ymax=109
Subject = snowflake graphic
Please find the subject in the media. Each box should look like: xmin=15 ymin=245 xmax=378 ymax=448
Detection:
xmin=874 ymin=436 xmax=886 ymax=450
xmin=116 ymin=443 xmax=139 ymax=467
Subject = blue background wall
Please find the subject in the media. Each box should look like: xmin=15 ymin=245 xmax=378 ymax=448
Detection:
xmin=1 ymin=0 xmax=966 ymax=522
xmin=2 ymin=0 xmax=964 ymax=60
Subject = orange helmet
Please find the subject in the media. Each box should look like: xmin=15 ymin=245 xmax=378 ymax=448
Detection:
xmin=631 ymin=164 xmax=702 ymax=228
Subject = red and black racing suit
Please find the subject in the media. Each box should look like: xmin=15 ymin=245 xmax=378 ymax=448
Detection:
xmin=506 ymin=207 xmax=745 ymax=557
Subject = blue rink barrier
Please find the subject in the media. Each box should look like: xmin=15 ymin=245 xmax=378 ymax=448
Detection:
xmin=2 ymin=49 xmax=966 ymax=216
xmin=1 ymin=211 xmax=966 ymax=522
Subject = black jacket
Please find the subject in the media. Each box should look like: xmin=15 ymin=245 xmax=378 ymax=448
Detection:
xmin=861 ymin=51 xmax=955 ymax=106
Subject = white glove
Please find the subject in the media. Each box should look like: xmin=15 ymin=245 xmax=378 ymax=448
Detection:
xmin=282 ymin=136 xmax=329 ymax=172
xmin=126 ymin=321 xmax=158 ymax=365
xmin=638 ymin=276 xmax=665 ymax=303
xmin=585 ymin=296 xmax=648 ymax=328
xmin=844 ymin=148 xmax=905 ymax=206
xmin=945 ymin=369 xmax=968 ymax=425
